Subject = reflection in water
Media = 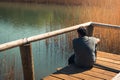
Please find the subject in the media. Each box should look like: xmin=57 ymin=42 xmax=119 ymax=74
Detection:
xmin=0 ymin=3 xmax=78 ymax=80
xmin=0 ymin=2 xmax=120 ymax=80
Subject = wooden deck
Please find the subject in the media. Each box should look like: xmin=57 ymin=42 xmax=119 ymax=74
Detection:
xmin=42 ymin=51 xmax=120 ymax=80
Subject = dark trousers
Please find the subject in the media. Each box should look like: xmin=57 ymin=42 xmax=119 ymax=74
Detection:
xmin=68 ymin=54 xmax=75 ymax=65
xmin=68 ymin=44 xmax=97 ymax=65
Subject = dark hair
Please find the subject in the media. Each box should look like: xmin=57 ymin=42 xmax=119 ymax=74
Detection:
xmin=77 ymin=27 xmax=87 ymax=37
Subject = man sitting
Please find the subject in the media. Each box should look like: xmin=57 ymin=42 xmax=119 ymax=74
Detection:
xmin=68 ymin=27 xmax=100 ymax=69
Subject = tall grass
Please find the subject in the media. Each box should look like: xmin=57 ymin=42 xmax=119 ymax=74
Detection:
xmin=0 ymin=54 xmax=15 ymax=80
xmin=77 ymin=0 xmax=120 ymax=54
xmin=93 ymin=27 xmax=120 ymax=54
xmin=55 ymin=0 xmax=120 ymax=54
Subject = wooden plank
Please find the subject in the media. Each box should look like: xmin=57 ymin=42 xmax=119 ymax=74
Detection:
xmin=0 ymin=38 xmax=28 ymax=51
xmin=91 ymin=67 xmax=116 ymax=77
xmin=42 ymin=75 xmax=62 ymax=80
xmin=97 ymin=51 xmax=120 ymax=61
xmin=43 ymin=52 xmax=120 ymax=80
xmin=44 ymin=67 xmax=117 ymax=80
xmin=81 ymin=70 xmax=113 ymax=80
xmin=53 ymin=65 xmax=102 ymax=80
xmin=96 ymin=60 xmax=120 ymax=71
xmin=50 ymin=74 xmax=82 ymax=80
xmin=54 ymin=65 xmax=86 ymax=74
xmin=20 ymin=43 xmax=35 ymax=80
xmin=97 ymin=57 xmax=120 ymax=65
xmin=71 ymin=73 xmax=102 ymax=80
xmin=92 ymin=22 xmax=120 ymax=29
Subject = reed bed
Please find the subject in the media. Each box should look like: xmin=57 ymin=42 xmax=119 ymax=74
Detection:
xmin=81 ymin=1 xmax=120 ymax=54
xmin=59 ymin=0 xmax=120 ymax=54
xmin=93 ymin=27 xmax=120 ymax=54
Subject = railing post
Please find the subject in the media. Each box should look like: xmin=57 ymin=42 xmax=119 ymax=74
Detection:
xmin=19 ymin=43 xmax=35 ymax=80
xmin=87 ymin=25 xmax=94 ymax=36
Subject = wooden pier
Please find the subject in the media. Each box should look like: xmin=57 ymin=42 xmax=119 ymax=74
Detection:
xmin=0 ymin=22 xmax=120 ymax=80
xmin=43 ymin=51 xmax=120 ymax=80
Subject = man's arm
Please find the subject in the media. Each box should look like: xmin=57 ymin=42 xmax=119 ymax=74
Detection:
xmin=96 ymin=38 xmax=100 ymax=44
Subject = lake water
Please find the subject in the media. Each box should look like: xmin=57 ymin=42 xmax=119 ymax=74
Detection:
xmin=0 ymin=2 xmax=81 ymax=80
xmin=0 ymin=2 xmax=120 ymax=80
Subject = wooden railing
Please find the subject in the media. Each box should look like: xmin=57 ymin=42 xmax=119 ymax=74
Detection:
xmin=0 ymin=22 xmax=120 ymax=80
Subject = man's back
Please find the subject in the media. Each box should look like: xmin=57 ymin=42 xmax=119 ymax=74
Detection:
xmin=73 ymin=36 xmax=97 ymax=67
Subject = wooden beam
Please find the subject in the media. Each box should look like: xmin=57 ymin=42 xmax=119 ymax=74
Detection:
xmin=0 ymin=38 xmax=28 ymax=51
xmin=0 ymin=21 xmax=120 ymax=51
xmin=86 ymin=25 xmax=94 ymax=36
xmin=0 ymin=22 xmax=91 ymax=51
xmin=20 ymin=43 xmax=35 ymax=80
xmin=27 ymin=22 xmax=92 ymax=42
xmin=91 ymin=22 xmax=120 ymax=29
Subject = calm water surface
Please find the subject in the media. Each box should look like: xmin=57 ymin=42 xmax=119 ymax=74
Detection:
xmin=0 ymin=2 xmax=80 ymax=80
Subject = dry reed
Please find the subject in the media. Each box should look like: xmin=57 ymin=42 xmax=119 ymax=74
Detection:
xmin=61 ymin=0 xmax=120 ymax=54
